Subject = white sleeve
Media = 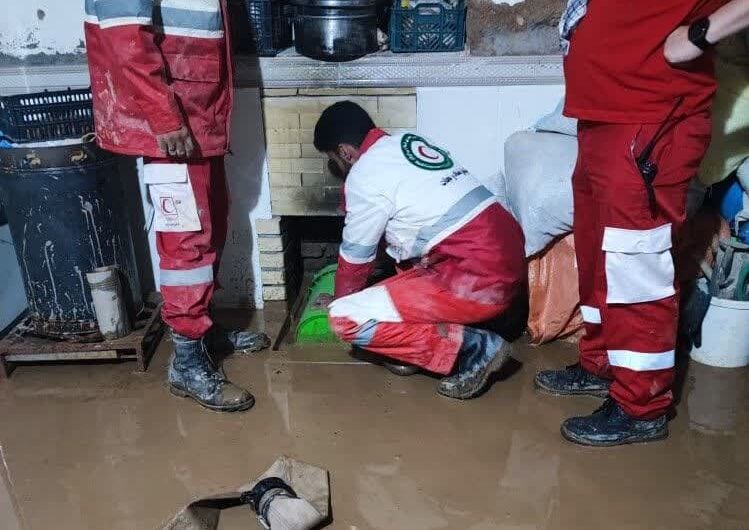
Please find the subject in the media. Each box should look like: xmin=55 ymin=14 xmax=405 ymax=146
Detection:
xmin=339 ymin=183 xmax=392 ymax=265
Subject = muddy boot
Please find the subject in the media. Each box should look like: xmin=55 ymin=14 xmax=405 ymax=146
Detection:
xmin=168 ymin=332 xmax=255 ymax=412
xmin=561 ymin=398 xmax=668 ymax=447
xmin=437 ymin=328 xmax=512 ymax=400
xmin=382 ymin=360 xmax=420 ymax=377
xmin=208 ymin=324 xmax=271 ymax=355
xmin=534 ymin=362 xmax=611 ymax=398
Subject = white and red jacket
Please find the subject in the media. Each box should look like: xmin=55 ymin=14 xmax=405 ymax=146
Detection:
xmin=83 ymin=0 xmax=233 ymax=158
xmin=336 ymin=129 xmax=526 ymax=302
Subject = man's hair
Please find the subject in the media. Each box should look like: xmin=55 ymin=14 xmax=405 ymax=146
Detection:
xmin=314 ymin=101 xmax=376 ymax=152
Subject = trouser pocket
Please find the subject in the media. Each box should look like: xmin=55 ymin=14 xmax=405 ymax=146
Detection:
xmin=602 ymin=223 xmax=675 ymax=304
xmin=144 ymin=162 xmax=202 ymax=232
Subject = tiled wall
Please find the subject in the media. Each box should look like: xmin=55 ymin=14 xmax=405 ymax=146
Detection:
xmin=261 ymin=88 xmax=417 ymax=216
xmin=257 ymin=87 xmax=416 ymax=301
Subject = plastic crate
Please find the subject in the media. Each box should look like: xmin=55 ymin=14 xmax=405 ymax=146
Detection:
xmin=243 ymin=0 xmax=293 ymax=57
xmin=389 ymin=1 xmax=466 ymax=53
xmin=0 ymin=88 xmax=93 ymax=144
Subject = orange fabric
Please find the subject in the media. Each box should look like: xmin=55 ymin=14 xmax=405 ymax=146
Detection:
xmin=527 ymin=234 xmax=584 ymax=345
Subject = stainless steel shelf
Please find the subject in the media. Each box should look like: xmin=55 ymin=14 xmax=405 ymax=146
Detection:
xmin=1 ymin=52 xmax=563 ymax=95
xmin=240 ymin=51 xmax=564 ymax=88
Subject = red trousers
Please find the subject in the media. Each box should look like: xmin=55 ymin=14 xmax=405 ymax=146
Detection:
xmin=574 ymin=113 xmax=711 ymax=419
xmin=328 ymin=266 xmax=513 ymax=375
xmin=150 ymin=157 xmax=229 ymax=339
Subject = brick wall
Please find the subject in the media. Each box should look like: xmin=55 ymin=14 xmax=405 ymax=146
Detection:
xmin=261 ymin=88 xmax=417 ymax=216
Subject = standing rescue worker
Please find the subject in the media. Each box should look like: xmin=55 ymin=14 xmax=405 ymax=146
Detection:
xmin=84 ymin=0 xmax=269 ymax=413
xmin=535 ymin=0 xmax=726 ymax=445
xmin=316 ymin=102 xmax=526 ymax=399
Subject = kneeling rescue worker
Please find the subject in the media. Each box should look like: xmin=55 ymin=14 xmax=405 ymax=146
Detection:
xmin=84 ymin=0 xmax=269 ymax=412
xmin=315 ymin=102 xmax=526 ymax=399
xmin=535 ymin=0 xmax=725 ymax=445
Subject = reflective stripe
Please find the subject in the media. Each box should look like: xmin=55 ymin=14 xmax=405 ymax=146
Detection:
xmin=352 ymin=320 xmax=378 ymax=347
xmin=340 ymin=240 xmax=378 ymax=264
xmin=95 ymin=0 xmax=153 ymax=21
xmin=98 ymin=16 xmax=153 ymax=28
xmin=412 ymin=185 xmax=495 ymax=256
xmin=160 ymin=264 xmax=213 ymax=287
xmin=154 ymin=26 xmax=224 ymax=38
xmin=329 ymin=285 xmax=402 ymax=326
xmin=154 ymin=6 xmax=222 ymax=32
xmin=159 ymin=0 xmax=220 ymax=12
xmin=580 ymin=305 xmax=601 ymax=324
xmin=608 ymin=349 xmax=675 ymax=371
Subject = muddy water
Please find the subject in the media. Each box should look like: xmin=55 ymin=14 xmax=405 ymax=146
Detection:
xmin=0 ymin=338 xmax=747 ymax=530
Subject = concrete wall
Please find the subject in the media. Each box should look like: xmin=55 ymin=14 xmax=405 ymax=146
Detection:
xmin=417 ymin=84 xmax=565 ymax=193
xmin=0 ymin=2 xmax=86 ymax=65
xmin=261 ymin=88 xmax=417 ymax=216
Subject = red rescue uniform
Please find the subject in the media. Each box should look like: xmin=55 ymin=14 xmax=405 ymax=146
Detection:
xmin=564 ymin=0 xmax=725 ymax=418
xmin=329 ymin=130 xmax=526 ymax=374
xmin=84 ymin=0 xmax=234 ymax=339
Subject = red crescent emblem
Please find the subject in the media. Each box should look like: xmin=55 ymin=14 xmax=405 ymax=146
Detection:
xmin=417 ymin=145 xmax=440 ymax=160
xmin=161 ymin=197 xmax=177 ymax=214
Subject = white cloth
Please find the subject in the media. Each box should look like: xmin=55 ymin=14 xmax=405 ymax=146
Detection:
xmin=502 ymin=131 xmax=577 ymax=256
xmin=559 ymin=0 xmax=588 ymax=54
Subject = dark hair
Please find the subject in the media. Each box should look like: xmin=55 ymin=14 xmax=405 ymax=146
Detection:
xmin=314 ymin=101 xmax=376 ymax=152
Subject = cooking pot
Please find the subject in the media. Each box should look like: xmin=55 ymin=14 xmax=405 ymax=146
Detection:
xmin=291 ymin=0 xmax=378 ymax=62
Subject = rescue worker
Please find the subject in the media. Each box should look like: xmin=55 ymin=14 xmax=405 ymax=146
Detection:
xmin=535 ymin=0 xmax=726 ymax=445
xmin=665 ymin=0 xmax=749 ymax=64
xmin=83 ymin=0 xmax=269 ymax=412
xmin=316 ymin=102 xmax=526 ymax=399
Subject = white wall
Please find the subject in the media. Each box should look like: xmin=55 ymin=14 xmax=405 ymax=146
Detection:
xmin=0 ymin=2 xmax=86 ymax=59
xmin=417 ymin=85 xmax=565 ymax=193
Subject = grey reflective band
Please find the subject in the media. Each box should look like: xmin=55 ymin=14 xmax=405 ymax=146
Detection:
xmin=352 ymin=320 xmax=378 ymax=347
xmin=340 ymin=240 xmax=378 ymax=261
xmin=412 ymin=185 xmax=494 ymax=255
xmin=154 ymin=6 xmax=223 ymax=32
xmin=95 ymin=0 xmax=152 ymax=20
xmin=160 ymin=264 xmax=214 ymax=287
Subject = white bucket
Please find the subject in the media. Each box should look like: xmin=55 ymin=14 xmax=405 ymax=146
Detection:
xmin=86 ymin=266 xmax=131 ymax=340
xmin=690 ymin=286 xmax=749 ymax=368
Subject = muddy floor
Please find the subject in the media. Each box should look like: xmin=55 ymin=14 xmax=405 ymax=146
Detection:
xmin=0 ymin=318 xmax=747 ymax=530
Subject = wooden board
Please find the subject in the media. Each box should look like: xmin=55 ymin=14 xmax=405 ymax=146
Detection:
xmin=0 ymin=294 xmax=165 ymax=378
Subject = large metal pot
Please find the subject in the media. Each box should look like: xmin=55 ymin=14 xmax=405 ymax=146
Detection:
xmin=291 ymin=0 xmax=378 ymax=62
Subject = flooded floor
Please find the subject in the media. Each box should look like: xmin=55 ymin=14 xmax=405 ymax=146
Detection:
xmin=0 ymin=323 xmax=748 ymax=530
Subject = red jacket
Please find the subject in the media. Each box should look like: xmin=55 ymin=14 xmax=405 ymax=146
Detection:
xmin=83 ymin=0 xmax=233 ymax=158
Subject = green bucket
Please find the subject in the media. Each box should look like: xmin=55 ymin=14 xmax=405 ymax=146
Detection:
xmin=296 ymin=263 xmax=340 ymax=343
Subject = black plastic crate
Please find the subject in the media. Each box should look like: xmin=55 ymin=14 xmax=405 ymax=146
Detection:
xmin=0 ymin=88 xmax=94 ymax=144
xmin=389 ymin=1 xmax=466 ymax=53
xmin=242 ymin=0 xmax=293 ymax=57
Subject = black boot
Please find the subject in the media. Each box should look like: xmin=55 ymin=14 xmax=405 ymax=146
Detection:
xmin=437 ymin=328 xmax=512 ymax=400
xmin=208 ymin=324 xmax=271 ymax=355
xmin=561 ymin=398 xmax=668 ymax=447
xmin=382 ymin=360 xmax=420 ymax=377
xmin=534 ymin=362 xmax=611 ymax=398
xmin=168 ymin=332 xmax=255 ymax=412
